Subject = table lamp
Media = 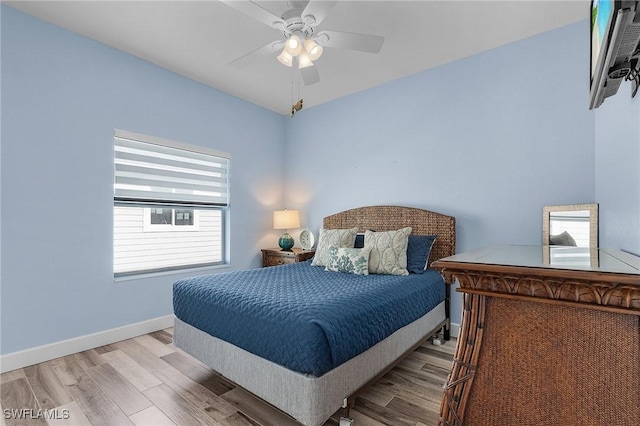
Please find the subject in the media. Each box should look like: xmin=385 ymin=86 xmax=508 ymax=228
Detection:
xmin=273 ymin=210 xmax=300 ymax=251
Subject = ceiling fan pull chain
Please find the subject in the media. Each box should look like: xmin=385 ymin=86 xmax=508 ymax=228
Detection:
xmin=291 ymin=79 xmax=294 ymax=108
xmin=290 ymin=69 xmax=304 ymax=117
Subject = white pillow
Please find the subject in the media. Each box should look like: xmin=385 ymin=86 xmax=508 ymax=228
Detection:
xmin=364 ymin=227 xmax=412 ymax=275
xmin=311 ymin=228 xmax=358 ymax=267
xmin=325 ymin=246 xmax=371 ymax=275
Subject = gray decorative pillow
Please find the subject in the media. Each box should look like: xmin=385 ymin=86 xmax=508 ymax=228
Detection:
xmin=325 ymin=246 xmax=371 ymax=275
xmin=311 ymin=227 xmax=358 ymax=267
xmin=364 ymin=227 xmax=412 ymax=275
xmin=549 ymin=231 xmax=577 ymax=246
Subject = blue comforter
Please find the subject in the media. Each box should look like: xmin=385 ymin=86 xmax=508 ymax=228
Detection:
xmin=173 ymin=261 xmax=445 ymax=377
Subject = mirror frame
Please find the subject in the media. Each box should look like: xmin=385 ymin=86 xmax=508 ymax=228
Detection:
xmin=542 ymin=203 xmax=599 ymax=247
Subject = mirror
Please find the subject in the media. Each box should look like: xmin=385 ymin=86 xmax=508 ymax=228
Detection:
xmin=543 ymin=245 xmax=599 ymax=267
xmin=542 ymin=203 xmax=599 ymax=248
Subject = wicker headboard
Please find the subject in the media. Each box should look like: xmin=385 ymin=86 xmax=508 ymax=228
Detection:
xmin=323 ymin=205 xmax=456 ymax=269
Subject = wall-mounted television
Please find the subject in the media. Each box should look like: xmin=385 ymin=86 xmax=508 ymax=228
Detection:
xmin=590 ymin=0 xmax=640 ymax=109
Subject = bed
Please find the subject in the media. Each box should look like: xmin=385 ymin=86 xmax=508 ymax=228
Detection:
xmin=173 ymin=205 xmax=456 ymax=426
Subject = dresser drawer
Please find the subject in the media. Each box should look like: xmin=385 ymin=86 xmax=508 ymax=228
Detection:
xmin=265 ymin=254 xmax=296 ymax=267
xmin=261 ymin=248 xmax=315 ymax=268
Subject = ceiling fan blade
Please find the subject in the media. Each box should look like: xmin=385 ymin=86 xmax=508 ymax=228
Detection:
xmin=229 ymin=41 xmax=283 ymax=67
xmin=300 ymin=64 xmax=320 ymax=86
xmin=301 ymin=0 xmax=338 ymax=26
xmin=219 ymin=0 xmax=285 ymax=29
xmin=316 ymin=30 xmax=384 ymax=54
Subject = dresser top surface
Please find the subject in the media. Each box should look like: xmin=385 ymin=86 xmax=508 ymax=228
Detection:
xmin=434 ymin=245 xmax=640 ymax=276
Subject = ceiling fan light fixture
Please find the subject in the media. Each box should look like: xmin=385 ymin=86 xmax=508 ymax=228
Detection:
xmin=284 ymin=34 xmax=303 ymax=56
xmin=277 ymin=48 xmax=293 ymax=67
xmin=298 ymin=52 xmax=314 ymax=69
xmin=304 ymin=39 xmax=323 ymax=61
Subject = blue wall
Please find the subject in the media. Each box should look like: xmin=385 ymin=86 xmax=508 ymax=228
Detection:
xmin=285 ymin=21 xmax=596 ymax=327
xmin=594 ymin=82 xmax=640 ymax=255
xmin=2 ymin=7 xmax=638 ymax=356
xmin=1 ymin=7 xmax=285 ymax=355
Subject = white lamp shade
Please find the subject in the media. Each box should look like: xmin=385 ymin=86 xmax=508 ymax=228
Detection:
xmin=284 ymin=35 xmax=303 ymax=56
xmin=277 ymin=48 xmax=293 ymax=67
xmin=304 ymin=39 xmax=323 ymax=61
xmin=273 ymin=210 xmax=301 ymax=230
xmin=298 ymin=52 xmax=314 ymax=69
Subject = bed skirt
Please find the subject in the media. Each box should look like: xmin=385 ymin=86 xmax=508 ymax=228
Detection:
xmin=173 ymin=301 xmax=446 ymax=426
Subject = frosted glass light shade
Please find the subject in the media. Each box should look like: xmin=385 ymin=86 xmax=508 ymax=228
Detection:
xmin=298 ymin=52 xmax=313 ymax=69
xmin=284 ymin=35 xmax=303 ymax=56
xmin=274 ymin=210 xmax=300 ymax=230
xmin=304 ymin=39 xmax=323 ymax=61
xmin=277 ymin=48 xmax=293 ymax=67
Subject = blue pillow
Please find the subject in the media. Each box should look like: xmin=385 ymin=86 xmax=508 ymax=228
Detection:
xmin=407 ymin=235 xmax=437 ymax=274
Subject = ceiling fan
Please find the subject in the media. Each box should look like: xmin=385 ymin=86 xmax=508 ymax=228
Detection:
xmin=220 ymin=0 xmax=384 ymax=85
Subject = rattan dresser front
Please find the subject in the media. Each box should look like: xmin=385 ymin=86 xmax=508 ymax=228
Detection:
xmin=432 ymin=245 xmax=640 ymax=426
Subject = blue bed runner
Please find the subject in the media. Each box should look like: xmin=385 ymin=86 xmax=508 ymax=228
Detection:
xmin=173 ymin=261 xmax=445 ymax=377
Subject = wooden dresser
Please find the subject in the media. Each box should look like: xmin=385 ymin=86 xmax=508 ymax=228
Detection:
xmin=261 ymin=247 xmax=315 ymax=267
xmin=432 ymin=245 xmax=640 ymax=426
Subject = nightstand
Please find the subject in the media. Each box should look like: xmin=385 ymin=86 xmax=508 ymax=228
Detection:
xmin=261 ymin=247 xmax=315 ymax=267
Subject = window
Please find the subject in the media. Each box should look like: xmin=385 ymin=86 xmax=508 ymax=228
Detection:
xmin=143 ymin=208 xmax=198 ymax=231
xmin=173 ymin=209 xmax=194 ymax=226
xmin=113 ymin=129 xmax=230 ymax=277
xmin=150 ymin=208 xmax=174 ymax=225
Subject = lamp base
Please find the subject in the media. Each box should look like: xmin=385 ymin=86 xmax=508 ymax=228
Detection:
xmin=278 ymin=233 xmax=294 ymax=251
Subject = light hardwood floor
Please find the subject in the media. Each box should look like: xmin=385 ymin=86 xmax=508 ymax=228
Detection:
xmin=0 ymin=328 xmax=455 ymax=426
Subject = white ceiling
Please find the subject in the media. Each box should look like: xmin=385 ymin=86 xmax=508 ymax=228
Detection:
xmin=7 ymin=1 xmax=589 ymax=115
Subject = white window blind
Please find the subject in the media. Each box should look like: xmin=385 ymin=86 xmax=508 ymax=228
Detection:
xmin=113 ymin=130 xmax=229 ymax=277
xmin=114 ymin=129 xmax=230 ymax=207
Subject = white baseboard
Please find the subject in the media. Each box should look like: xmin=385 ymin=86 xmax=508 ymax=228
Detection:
xmin=1 ymin=316 xmax=460 ymax=373
xmin=450 ymin=322 xmax=460 ymax=338
xmin=0 ymin=315 xmax=174 ymax=373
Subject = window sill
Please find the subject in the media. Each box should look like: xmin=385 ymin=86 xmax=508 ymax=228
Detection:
xmin=114 ymin=263 xmax=230 ymax=282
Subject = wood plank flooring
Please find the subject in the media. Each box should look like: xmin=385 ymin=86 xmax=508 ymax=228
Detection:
xmin=0 ymin=328 xmax=455 ymax=426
